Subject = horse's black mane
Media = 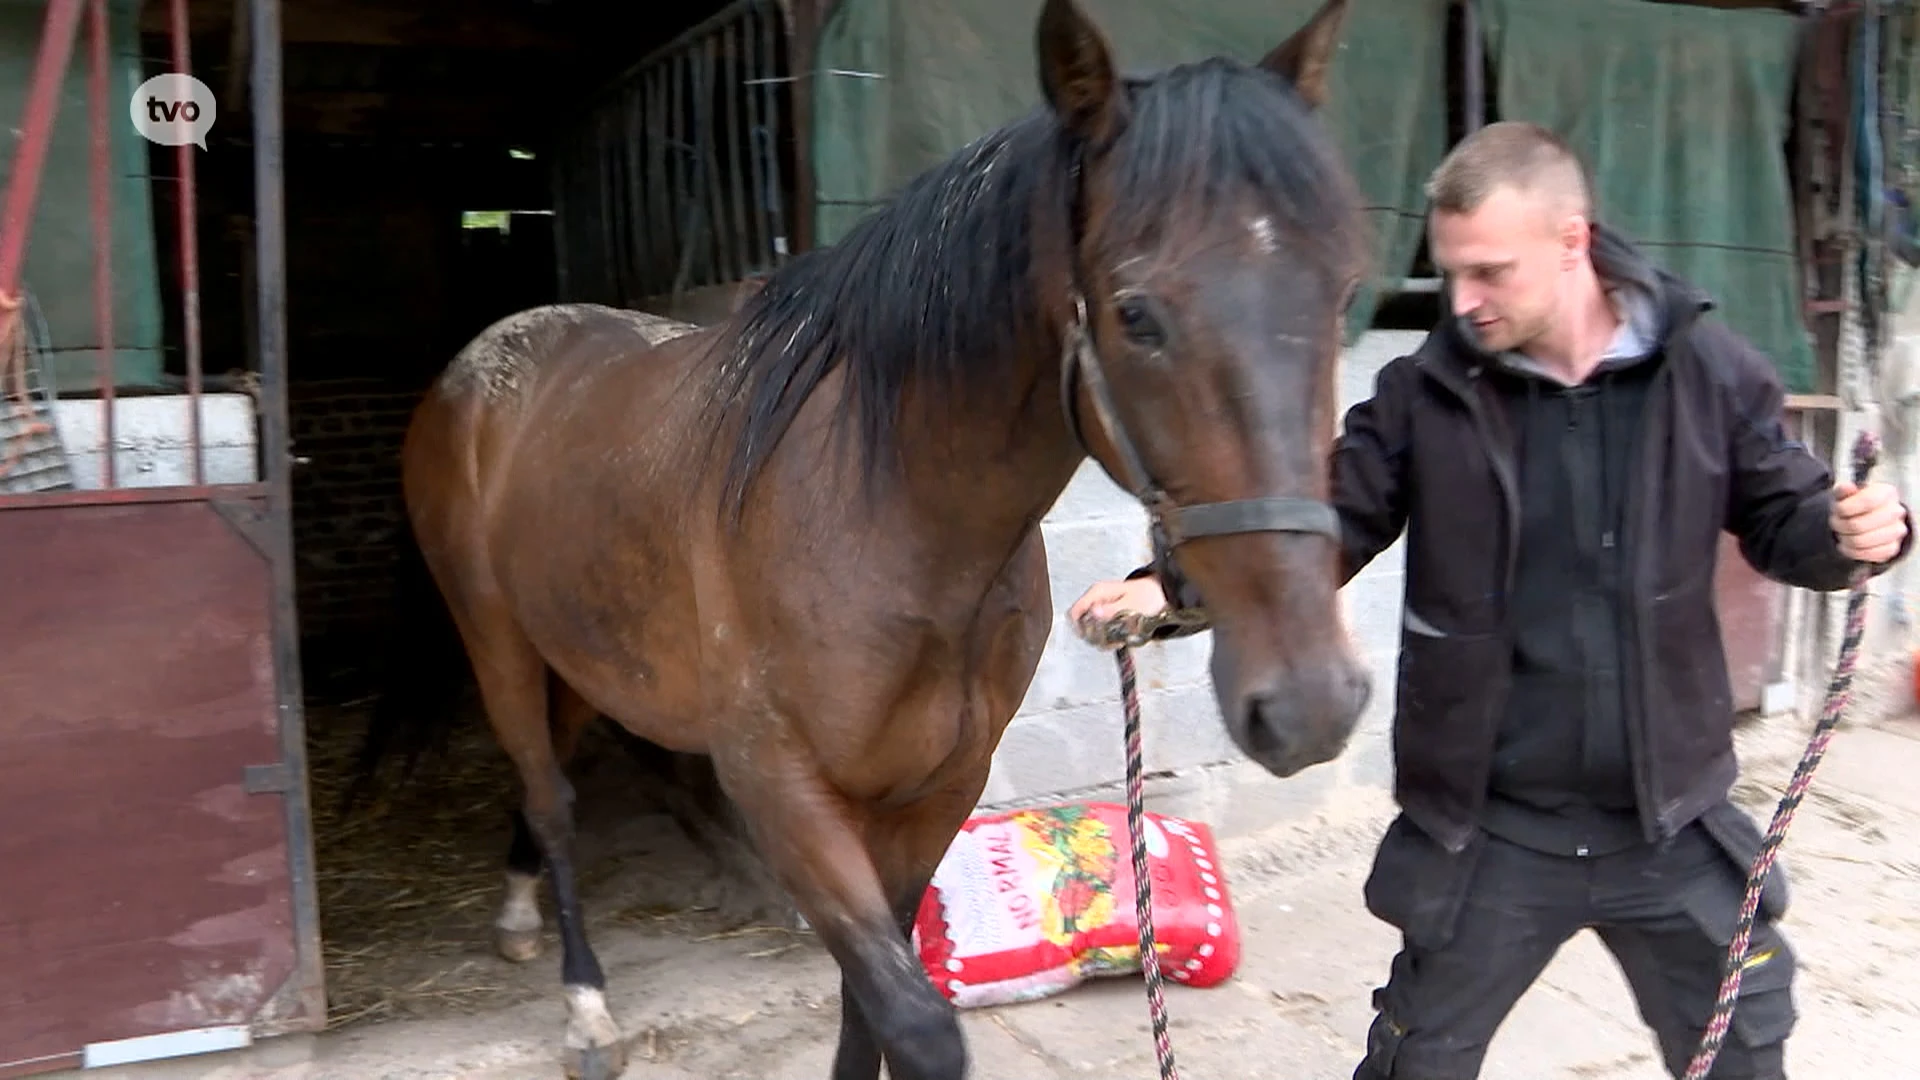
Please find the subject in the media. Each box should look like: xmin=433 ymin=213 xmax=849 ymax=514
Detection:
xmin=705 ymin=54 xmax=1362 ymax=518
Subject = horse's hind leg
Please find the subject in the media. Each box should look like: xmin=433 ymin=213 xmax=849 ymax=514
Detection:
xmin=496 ymin=809 xmax=544 ymax=962
xmin=459 ymin=614 xmax=626 ymax=1080
xmin=495 ymin=675 xmax=599 ymax=964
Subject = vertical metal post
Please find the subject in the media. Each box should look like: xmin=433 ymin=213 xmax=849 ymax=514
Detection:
xmin=88 ymin=0 xmax=114 ymax=487
xmin=171 ymin=0 xmax=205 ymax=486
xmin=1460 ymin=0 xmax=1485 ymax=135
xmin=251 ymin=0 xmax=325 ymax=1025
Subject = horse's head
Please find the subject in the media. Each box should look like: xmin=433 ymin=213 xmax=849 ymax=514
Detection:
xmin=1040 ymin=0 xmax=1371 ymax=777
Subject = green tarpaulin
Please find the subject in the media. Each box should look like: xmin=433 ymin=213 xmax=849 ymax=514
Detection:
xmin=1482 ymin=0 xmax=1814 ymax=392
xmin=808 ymin=0 xmax=1819 ymax=388
xmin=0 ymin=0 xmax=165 ymax=392
xmin=808 ymin=0 xmax=1452 ymax=340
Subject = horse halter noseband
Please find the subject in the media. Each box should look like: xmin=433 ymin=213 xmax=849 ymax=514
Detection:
xmin=1054 ymin=143 xmax=1342 ymax=551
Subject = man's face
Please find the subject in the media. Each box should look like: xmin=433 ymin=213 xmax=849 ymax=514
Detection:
xmin=1427 ymin=184 xmax=1577 ymax=355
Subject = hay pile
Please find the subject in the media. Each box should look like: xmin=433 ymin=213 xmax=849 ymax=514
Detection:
xmin=304 ymin=701 xmax=787 ymax=1031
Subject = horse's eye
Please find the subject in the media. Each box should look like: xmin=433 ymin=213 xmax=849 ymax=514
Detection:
xmin=1116 ymin=297 xmax=1166 ymax=348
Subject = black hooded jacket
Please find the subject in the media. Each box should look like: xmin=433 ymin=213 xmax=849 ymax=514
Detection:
xmin=1134 ymin=224 xmax=1910 ymax=855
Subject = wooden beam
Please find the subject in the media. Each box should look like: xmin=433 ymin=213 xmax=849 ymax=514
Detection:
xmin=142 ymin=0 xmax=578 ymax=51
xmin=1784 ymin=393 xmax=1847 ymax=411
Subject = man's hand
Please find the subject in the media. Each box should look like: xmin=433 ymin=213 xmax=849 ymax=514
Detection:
xmin=1831 ymin=480 xmax=1910 ymax=564
xmin=1067 ymin=576 xmax=1170 ymax=629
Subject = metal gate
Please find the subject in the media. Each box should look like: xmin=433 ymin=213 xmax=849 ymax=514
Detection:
xmin=0 ymin=1 xmax=321 ymax=1075
xmin=551 ymin=0 xmax=797 ymax=317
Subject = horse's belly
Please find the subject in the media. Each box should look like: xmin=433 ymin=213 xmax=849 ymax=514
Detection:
xmin=492 ymin=485 xmax=713 ymax=753
xmin=528 ymin=600 xmax=714 ymax=754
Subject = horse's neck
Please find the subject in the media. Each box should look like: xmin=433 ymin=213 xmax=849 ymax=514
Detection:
xmin=897 ymin=335 xmax=1085 ymax=565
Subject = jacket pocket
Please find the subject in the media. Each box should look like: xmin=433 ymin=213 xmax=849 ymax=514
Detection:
xmin=1393 ymin=622 xmax=1507 ymax=833
xmin=1672 ymin=804 xmax=1799 ymax=1050
xmin=1361 ymin=813 xmax=1486 ymax=952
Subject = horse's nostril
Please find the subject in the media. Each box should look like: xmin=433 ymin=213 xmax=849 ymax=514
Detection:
xmin=1240 ymin=694 xmax=1300 ymax=760
xmin=1347 ymin=665 xmax=1375 ymax=718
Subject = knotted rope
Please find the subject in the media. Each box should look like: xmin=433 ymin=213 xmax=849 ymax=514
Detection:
xmin=1684 ymin=428 xmax=1882 ymax=1078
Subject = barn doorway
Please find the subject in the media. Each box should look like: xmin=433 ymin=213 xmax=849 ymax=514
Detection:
xmin=130 ymin=0 xmax=807 ymax=1033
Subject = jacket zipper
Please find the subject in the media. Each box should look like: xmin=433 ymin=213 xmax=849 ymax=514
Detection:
xmin=1622 ymin=352 xmax=1679 ymax=842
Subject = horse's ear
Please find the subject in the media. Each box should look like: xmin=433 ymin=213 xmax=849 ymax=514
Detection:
xmin=1259 ymin=0 xmax=1349 ymax=110
xmin=1036 ymin=0 xmax=1125 ymax=146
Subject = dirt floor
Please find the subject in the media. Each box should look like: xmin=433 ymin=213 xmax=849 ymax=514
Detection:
xmin=75 ymin=647 xmax=1920 ymax=1080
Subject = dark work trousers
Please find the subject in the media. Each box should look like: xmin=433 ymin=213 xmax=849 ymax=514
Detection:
xmin=1352 ymin=803 xmax=1797 ymax=1080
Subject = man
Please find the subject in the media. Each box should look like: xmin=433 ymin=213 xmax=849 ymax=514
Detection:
xmin=1068 ymin=121 xmax=1912 ymax=1079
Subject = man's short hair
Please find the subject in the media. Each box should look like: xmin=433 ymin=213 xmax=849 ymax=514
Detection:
xmin=1424 ymin=121 xmax=1593 ymax=219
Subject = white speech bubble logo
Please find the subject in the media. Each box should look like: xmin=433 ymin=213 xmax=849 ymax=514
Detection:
xmin=130 ymin=73 xmax=215 ymax=150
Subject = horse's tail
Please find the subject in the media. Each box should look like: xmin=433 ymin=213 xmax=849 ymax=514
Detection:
xmin=340 ymin=509 xmax=474 ymax=813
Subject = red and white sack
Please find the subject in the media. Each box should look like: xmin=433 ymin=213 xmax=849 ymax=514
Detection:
xmin=910 ymin=801 xmax=1241 ymax=1008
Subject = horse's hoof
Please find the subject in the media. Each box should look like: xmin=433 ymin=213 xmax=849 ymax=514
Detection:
xmin=495 ymin=926 xmax=541 ymax=963
xmin=562 ymin=1042 xmax=628 ymax=1080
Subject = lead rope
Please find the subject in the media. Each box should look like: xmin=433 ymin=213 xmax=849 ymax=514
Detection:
xmin=1685 ymin=429 xmax=1881 ymax=1079
xmin=1118 ymin=643 xmax=1178 ymax=1080
xmin=1081 ymin=607 xmax=1209 ymax=1080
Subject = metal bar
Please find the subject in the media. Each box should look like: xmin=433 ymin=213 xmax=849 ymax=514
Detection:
xmin=171 ymin=0 xmax=205 ymax=487
xmin=647 ymin=64 xmax=671 ymax=295
xmin=725 ymin=18 xmax=752 ymax=282
xmin=670 ymin=49 xmax=692 ymax=293
xmin=701 ymin=36 xmax=728 ymax=286
xmin=742 ymin=4 xmax=771 ymax=273
xmin=89 ymin=0 xmax=114 ymax=488
xmin=579 ymin=0 xmax=768 ymax=113
xmin=0 ymin=481 xmax=269 ymax=512
xmin=0 ymin=0 xmax=85 ymax=299
xmin=633 ymin=82 xmax=656 ymax=299
xmin=1460 ymin=0 xmax=1484 ymax=135
xmin=83 ymin=1025 xmax=250 ymax=1069
xmin=778 ymin=0 xmax=815 ymax=255
xmin=600 ymin=108 xmax=625 ymax=304
xmin=550 ymin=130 xmax=571 ymax=301
xmin=250 ymin=0 xmax=327 ymax=1030
xmin=757 ymin=6 xmax=790 ymax=264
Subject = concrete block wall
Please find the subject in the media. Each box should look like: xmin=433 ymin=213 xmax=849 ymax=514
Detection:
xmin=979 ymin=331 xmax=1424 ymax=810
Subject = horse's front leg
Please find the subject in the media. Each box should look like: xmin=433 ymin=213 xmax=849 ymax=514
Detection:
xmin=837 ymin=780 xmax=997 ymax=1080
xmin=713 ymin=734 xmax=972 ymax=1080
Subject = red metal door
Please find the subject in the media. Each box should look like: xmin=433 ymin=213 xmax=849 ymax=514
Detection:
xmin=0 ymin=497 xmax=322 ymax=1077
xmin=1715 ymin=529 xmax=1787 ymax=713
xmin=0 ymin=1 xmax=320 ymax=1075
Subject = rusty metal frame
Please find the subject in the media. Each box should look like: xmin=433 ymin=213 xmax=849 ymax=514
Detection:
xmin=247 ymin=0 xmax=327 ymax=1032
xmin=0 ymin=0 xmax=325 ymax=1053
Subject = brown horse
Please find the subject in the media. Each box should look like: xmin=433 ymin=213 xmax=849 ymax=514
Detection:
xmin=361 ymin=0 xmax=1370 ymax=1076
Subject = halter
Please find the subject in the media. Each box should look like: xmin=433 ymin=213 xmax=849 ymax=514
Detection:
xmin=1054 ymin=141 xmax=1342 ymax=551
